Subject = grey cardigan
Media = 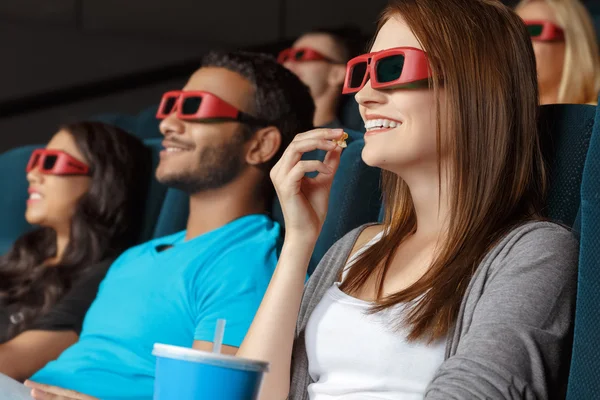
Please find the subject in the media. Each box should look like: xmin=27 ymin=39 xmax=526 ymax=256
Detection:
xmin=289 ymin=221 xmax=579 ymax=400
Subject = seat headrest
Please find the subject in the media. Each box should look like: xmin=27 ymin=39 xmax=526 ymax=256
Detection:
xmin=539 ymin=103 xmax=596 ymax=227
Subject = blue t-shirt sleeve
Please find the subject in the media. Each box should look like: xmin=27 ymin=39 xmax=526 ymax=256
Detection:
xmin=192 ymin=242 xmax=276 ymax=347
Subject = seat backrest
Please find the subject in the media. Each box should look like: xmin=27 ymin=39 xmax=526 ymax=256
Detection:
xmin=137 ymin=139 xmax=179 ymax=243
xmin=93 ymin=106 xmax=162 ymax=141
xmin=134 ymin=105 xmax=163 ymax=140
xmin=273 ymin=138 xmax=381 ymax=274
xmin=152 ymin=188 xmax=189 ymax=238
xmin=0 ymin=145 xmax=39 ymax=254
xmin=539 ymin=104 xmax=596 ymax=227
xmin=315 ymin=139 xmax=380 ymax=272
xmin=92 ymin=113 xmax=138 ymax=136
xmin=566 ymin=101 xmax=600 ymax=399
xmin=338 ymin=95 xmax=366 ymax=134
xmin=139 ymin=140 xmax=189 ymax=241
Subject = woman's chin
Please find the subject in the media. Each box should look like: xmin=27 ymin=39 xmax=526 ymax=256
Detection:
xmin=360 ymin=147 xmax=379 ymax=168
xmin=25 ymin=211 xmax=45 ymax=226
xmin=361 ymin=146 xmax=396 ymax=170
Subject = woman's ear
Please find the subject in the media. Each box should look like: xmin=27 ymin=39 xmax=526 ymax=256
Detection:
xmin=245 ymin=126 xmax=282 ymax=166
xmin=328 ymin=64 xmax=346 ymax=87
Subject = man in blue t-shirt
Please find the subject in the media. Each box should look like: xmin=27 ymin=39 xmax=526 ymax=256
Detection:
xmin=18 ymin=51 xmax=315 ymax=399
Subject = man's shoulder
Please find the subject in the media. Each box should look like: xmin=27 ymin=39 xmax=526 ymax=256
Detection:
xmin=190 ymin=223 xmax=281 ymax=279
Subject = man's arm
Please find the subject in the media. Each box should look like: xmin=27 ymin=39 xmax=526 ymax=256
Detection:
xmin=0 ymin=330 xmax=78 ymax=381
xmin=25 ymin=381 xmax=97 ymax=400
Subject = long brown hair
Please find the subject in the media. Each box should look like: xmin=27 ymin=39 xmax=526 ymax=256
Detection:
xmin=340 ymin=0 xmax=547 ymax=342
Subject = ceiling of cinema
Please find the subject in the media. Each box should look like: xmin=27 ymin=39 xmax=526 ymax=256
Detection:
xmin=3 ymin=0 xmax=596 ymax=46
xmin=0 ymin=0 xmax=389 ymax=45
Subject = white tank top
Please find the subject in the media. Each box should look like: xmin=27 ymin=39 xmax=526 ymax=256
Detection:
xmin=305 ymin=232 xmax=446 ymax=399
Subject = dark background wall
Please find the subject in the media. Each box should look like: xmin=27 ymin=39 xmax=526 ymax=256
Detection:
xmin=0 ymin=0 xmax=598 ymax=153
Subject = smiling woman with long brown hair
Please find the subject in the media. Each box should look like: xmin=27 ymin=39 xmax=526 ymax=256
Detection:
xmin=236 ymin=0 xmax=579 ymax=399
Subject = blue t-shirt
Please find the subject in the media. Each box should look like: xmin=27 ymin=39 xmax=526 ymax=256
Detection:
xmin=32 ymin=214 xmax=281 ymax=399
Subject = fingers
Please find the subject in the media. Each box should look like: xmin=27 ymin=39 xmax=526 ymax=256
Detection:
xmin=276 ymin=139 xmax=336 ymax=175
xmin=278 ymin=160 xmax=333 ymax=193
xmin=30 ymin=389 xmax=61 ymax=400
xmin=291 ymin=138 xmax=338 ymax=154
xmin=25 ymin=381 xmax=96 ymax=400
xmin=30 ymin=390 xmax=95 ymax=400
xmin=294 ymin=128 xmax=344 ymax=142
xmin=314 ymin=146 xmax=343 ymax=185
xmin=273 ymin=129 xmax=345 ymax=176
xmin=322 ymin=145 xmax=343 ymax=171
xmin=25 ymin=380 xmax=53 ymax=392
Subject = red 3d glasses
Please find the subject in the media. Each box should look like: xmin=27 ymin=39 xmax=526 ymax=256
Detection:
xmin=278 ymin=47 xmax=342 ymax=64
xmin=342 ymin=47 xmax=432 ymax=94
xmin=27 ymin=149 xmax=90 ymax=176
xmin=524 ymin=20 xmax=565 ymax=42
xmin=156 ymin=90 xmax=269 ymax=126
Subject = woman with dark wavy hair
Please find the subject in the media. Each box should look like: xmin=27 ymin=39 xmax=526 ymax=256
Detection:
xmin=0 ymin=121 xmax=150 ymax=381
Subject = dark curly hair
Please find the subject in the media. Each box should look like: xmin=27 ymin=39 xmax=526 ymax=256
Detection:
xmin=200 ymin=51 xmax=315 ymax=169
xmin=0 ymin=121 xmax=151 ymax=340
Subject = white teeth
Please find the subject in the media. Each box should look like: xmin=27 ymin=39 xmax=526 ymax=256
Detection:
xmin=166 ymin=147 xmax=185 ymax=153
xmin=364 ymin=118 xmax=402 ymax=131
xmin=29 ymin=193 xmax=42 ymax=200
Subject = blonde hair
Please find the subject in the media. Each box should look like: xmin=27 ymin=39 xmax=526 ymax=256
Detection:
xmin=518 ymin=0 xmax=600 ymax=104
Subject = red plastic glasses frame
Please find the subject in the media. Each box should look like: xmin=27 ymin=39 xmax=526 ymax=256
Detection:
xmin=27 ymin=149 xmax=90 ymax=175
xmin=524 ymin=20 xmax=565 ymax=42
xmin=278 ymin=47 xmax=342 ymax=64
xmin=156 ymin=90 xmax=268 ymax=126
xmin=342 ymin=47 xmax=432 ymax=94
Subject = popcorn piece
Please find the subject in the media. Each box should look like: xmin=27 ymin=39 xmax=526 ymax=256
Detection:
xmin=335 ymin=132 xmax=349 ymax=148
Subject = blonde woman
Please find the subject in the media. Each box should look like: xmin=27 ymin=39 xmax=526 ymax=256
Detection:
xmin=518 ymin=0 xmax=600 ymax=104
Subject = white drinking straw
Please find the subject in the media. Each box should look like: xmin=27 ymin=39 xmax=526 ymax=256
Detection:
xmin=212 ymin=319 xmax=226 ymax=354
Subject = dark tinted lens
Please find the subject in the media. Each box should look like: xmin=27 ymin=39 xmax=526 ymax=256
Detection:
xmin=162 ymin=97 xmax=177 ymax=114
xmin=376 ymin=55 xmax=405 ymax=83
xmin=181 ymin=96 xmax=202 ymax=115
xmin=42 ymin=155 xmax=58 ymax=171
xmin=294 ymin=50 xmax=306 ymax=60
xmin=29 ymin=153 xmax=40 ymax=169
xmin=349 ymin=62 xmax=368 ymax=88
xmin=527 ymin=24 xmax=544 ymax=37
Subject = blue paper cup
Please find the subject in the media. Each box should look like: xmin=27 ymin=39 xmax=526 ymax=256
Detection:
xmin=152 ymin=343 xmax=269 ymax=400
